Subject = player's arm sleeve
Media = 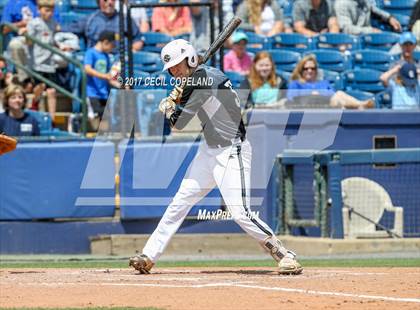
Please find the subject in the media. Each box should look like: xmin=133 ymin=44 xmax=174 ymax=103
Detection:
xmin=169 ymin=71 xmax=212 ymax=130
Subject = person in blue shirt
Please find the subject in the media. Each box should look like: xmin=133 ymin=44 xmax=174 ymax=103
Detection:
xmin=0 ymin=84 xmax=40 ymax=136
xmin=84 ymin=30 xmax=120 ymax=120
xmin=2 ymin=0 xmax=61 ymax=81
xmin=287 ymin=55 xmax=374 ymax=109
xmin=63 ymin=0 xmax=143 ymax=51
xmin=381 ymin=62 xmax=420 ymax=110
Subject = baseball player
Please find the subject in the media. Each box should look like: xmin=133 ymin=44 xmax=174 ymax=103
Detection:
xmin=129 ymin=39 xmax=303 ymax=275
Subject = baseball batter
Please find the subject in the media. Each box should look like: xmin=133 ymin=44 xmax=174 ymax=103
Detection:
xmin=129 ymin=39 xmax=303 ymax=275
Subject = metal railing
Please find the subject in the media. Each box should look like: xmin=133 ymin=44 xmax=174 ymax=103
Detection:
xmin=0 ymin=23 xmax=88 ymax=134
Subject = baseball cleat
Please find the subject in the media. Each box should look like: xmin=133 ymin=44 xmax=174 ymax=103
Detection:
xmin=129 ymin=254 xmax=154 ymax=274
xmin=278 ymin=257 xmax=303 ymax=275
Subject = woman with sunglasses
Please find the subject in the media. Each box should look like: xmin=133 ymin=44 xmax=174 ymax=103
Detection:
xmin=287 ymin=55 xmax=374 ymax=109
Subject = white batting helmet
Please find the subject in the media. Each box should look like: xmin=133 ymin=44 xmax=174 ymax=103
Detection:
xmin=161 ymin=39 xmax=198 ymax=72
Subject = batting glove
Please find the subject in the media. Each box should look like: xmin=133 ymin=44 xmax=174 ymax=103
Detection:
xmin=159 ymin=98 xmax=176 ymax=119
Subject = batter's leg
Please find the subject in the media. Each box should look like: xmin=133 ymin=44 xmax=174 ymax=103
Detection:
xmin=213 ymin=141 xmax=302 ymax=274
xmin=141 ymin=147 xmax=216 ymax=263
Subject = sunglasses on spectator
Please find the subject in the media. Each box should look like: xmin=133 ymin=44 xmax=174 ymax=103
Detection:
xmin=303 ymin=66 xmax=317 ymax=72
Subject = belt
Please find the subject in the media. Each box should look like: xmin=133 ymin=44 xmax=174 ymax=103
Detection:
xmin=208 ymin=136 xmax=244 ymax=149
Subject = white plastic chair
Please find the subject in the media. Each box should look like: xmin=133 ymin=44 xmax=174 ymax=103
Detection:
xmin=341 ymin=177 xmax=403 ymax=239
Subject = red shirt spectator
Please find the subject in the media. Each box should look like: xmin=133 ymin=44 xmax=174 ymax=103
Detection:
xmin=152 ymin=0 xmax=192 ymax=36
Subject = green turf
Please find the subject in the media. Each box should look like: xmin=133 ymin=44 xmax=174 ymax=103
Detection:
xmin=1 ymin=258 xmax=419 ymax=268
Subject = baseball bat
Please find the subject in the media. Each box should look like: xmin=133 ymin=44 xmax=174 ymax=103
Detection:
xmin=200 ymin=17 xmax=242 ymax=64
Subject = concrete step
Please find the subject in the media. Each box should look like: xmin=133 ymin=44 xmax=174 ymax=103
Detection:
xmin=90 ymin=234 xmax=420 ymax=257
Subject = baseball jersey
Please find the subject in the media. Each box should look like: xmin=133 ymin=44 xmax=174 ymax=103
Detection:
xmin=169 ymin=64 xmax=246 ymax=147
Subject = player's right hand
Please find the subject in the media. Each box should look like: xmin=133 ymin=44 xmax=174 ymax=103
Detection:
xmin=159 ymin=98 xmax=176 ymax=119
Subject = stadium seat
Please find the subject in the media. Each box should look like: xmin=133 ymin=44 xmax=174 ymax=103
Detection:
xmin=71 ymin=0 xmax=98 ymax=11
xmin=174 ymin=33 xmax=191 ymax=41
xmin=136 ymin=89 xmax=168 ymax=136
xmin=315 ymin=33 xmax=360 ymax=51
xmin=375 ymin=90 xmax=393 ymax=109
xmin=151 ymin=70 xmax=173 ymax=90
xmin=360 ymin=32 xmax=400 ymax=51
xmin=306 ymin=50 xmax=351 ymax=73
xmin=25 ymin=110 xmax=76 ymax=136
xmin=268 ymin=50 xmax=301 ymax=72
xmin=342 ymin=177 xmax=404 ymax=239
xmin=344 ymin=89 xmax=375 ymax=101
xmin=244 ymin=32 xmax=268 ymax=54
xmin=269 ymin=33 xmax=315 ymax=53
xmin=321 ymin=69 xmax=344 ymax=91
xmin=342 ymin=69 xmax=385 ymax=93
xmin=414 ymin=51 xmax=420 ymax=62
xmin=379 ymin=0 xmax=417 ymax=16
xmin=225 ymin=71 xmax=245 ymax=88
xmin=132 ymin=51 xmax=163 ymax=73
xmin=142 ymin=32 xmax=173 ymax=53
xmin=352 ymin=49 xmax=395 ymax=71
xmin=132 ymin=70 xmax=152 ymax=89
xmin=276 ymin=70 xmax=291 ymax=82
xmin=60 ymin=12 xmax=86 ymax=28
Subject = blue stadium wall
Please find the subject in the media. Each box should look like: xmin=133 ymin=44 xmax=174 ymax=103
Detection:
xmin=1 ymin=110 xmax=420 ymax=253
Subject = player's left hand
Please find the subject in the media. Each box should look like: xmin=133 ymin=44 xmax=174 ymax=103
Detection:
xmin=159 ymin=98 xmax=176 ymax=119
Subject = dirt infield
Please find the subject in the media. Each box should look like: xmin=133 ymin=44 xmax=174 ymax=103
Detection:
xmin=1 ymin=267 xmax=420 ymax=309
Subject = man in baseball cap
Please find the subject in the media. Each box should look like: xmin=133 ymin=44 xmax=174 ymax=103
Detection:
xmin=391 ymin=32 xmax=419 ymax=62
xmin=399 ymin=62 xmax=418 ymax=88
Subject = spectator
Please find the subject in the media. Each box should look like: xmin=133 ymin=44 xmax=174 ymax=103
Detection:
xmin=236 ymin=0 xmax=290 ymax=36
xmin=190 ymin=0 xmax=233 ymax=52
xmin=390 ymin=32 xmax=420 ymax=70
xmin=152 ymin=0 xmax=192 ymax=37
xmin=288 ymin=55 xmax=374 ymax=109
xmin=380 ymin=62 xmax=420 ymax=110
xmin=2 ymin=0 xmax=61 ymax=81
xmin=335 ymin=0 xmax=402 ymax=35
xmin=0 ymin=57 xmax=9 ymax=112
xmin=240 ymin=51 xmax=287 ymax=108
xmin=26 ymin=0 xmax=61 ymax=120
xmin=409 ymin=0 xmax=420 ymax=34
xmin=115 ymin=0 xmax=149 ymax=33
xmin=224 ymin=32 xmax=253 ymax=75
xmin=293 ymin=0 xmax=339 ymax=36
xmin=64 ymin=0 xmax=143 ymax=51
xmin=0 ymin=57 xmax=14 ymax=99
xmin=0 ymin=84 xmax=40 ymax=136
xmin=84 ymin=31 xmax=119 ymax=122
